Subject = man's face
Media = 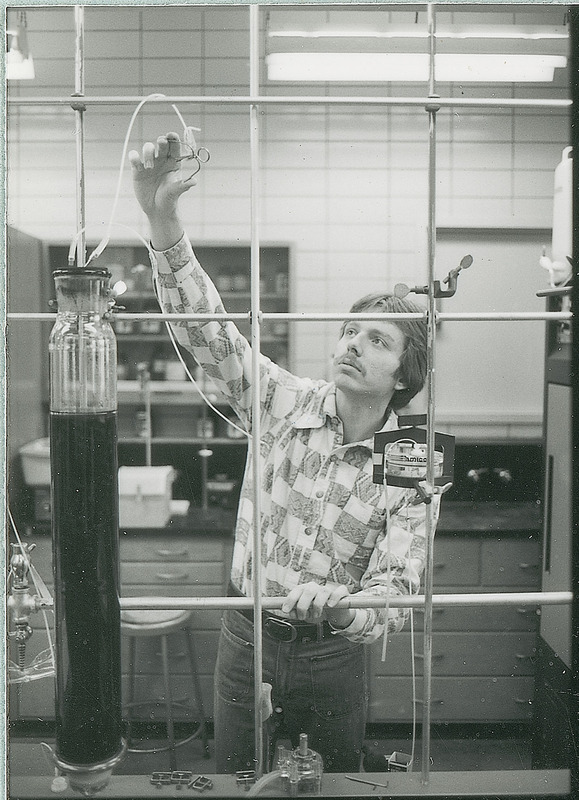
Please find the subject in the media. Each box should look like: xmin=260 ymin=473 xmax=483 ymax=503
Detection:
xmin=332 ymin=320 xmax=407 ymax=402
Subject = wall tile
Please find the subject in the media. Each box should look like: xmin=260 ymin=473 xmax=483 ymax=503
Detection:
xmin=141 ymin=31 xmax=204 ymax=59
xmin=6 ymin=4 xmax=571 ymax=436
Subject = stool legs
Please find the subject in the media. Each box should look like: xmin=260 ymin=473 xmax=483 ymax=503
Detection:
xmin=123 ymin=625 xmax=210 ymax=769
xmin=160 ymin=634 xmax=178 ymax=772
xmin=183 ymin=626 xmax=211 ymax=758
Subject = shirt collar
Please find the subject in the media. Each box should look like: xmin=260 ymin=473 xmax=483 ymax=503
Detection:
xmin=292 ymin=382 xmax=335 ymax=430
xmin=293 ymin=383 xmax=398 ymax=446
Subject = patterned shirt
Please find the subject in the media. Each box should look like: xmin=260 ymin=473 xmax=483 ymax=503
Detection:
xmin=153 ymin=234 xmax=439 ymax=643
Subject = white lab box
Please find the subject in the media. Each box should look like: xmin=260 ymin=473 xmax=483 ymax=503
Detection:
xmin=118 ymin=466 xmax=175 ymax=529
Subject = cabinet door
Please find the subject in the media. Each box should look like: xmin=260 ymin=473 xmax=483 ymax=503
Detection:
xmin=371 ymin=632 xmax=537 ymax=677
xmin=432 ymin=537 xmax=481 ymax=585
xmin=540 ymin=383 xmax=572 ymax=667
xmin=368 ymin=677 xmax=535 ymax=723
xmin=481 ymin=538 xmax=541 ymax=587
xmin=412 ymin=603 xmax=539 ymax=632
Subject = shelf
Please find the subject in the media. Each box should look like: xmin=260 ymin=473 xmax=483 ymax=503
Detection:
xmin=219 ymin=293 xmax=287 ymax=301
xmin=117 ymin=380 xmax=226 ymax=406
xmin=114 ymin=333 xmax=286 ymax=344
xmin=119 ymin=437 xmax=247 ymax=446
xmin=114 ymin=333 xmax=171 ymax=341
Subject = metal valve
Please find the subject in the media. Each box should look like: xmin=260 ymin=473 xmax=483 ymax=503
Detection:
xmin=7 ymin=542 xmax=54 ymax=672
xmin=8 ymin=543 xmax=38 ymax=668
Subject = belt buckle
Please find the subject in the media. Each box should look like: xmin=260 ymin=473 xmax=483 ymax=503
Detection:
xmin=264 ymin=616 xmax=298 ymax=643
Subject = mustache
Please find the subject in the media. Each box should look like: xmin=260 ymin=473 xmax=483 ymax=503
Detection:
xmin=337 ymin=355 xmax=362 ymax=371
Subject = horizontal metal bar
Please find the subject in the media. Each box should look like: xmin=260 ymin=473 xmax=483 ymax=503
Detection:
xmin=119 ymin=591 xmax=572 ymax=612
xmin=7 ymin=310 xmax=571 ymax=323
xmin=8 ymin=95 xmax=570 ymax=110
xmin=438 ymin=311 xmax=572 ymax=321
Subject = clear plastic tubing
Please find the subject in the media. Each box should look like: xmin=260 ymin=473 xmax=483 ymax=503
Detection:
xmin=49 ymin=267 xmax=123 ymax=766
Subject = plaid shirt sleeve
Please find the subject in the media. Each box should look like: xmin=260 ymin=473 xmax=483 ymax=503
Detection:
xmin=150 ymin=233 xmax=278 ymax=427
xmin=336 ymin=492 xmax=441 ymax=643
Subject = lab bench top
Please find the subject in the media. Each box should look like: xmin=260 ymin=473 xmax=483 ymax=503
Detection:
xmin=8 ymin=765 xmax=571 ymax=800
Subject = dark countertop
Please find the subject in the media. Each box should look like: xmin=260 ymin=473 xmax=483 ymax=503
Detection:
xmin=25 ymin=502 xmax=541 ymax=538
xmin=437 ymin=500 xmax=541 ymax=533
xmin=166 ymin=501 xmax=542 ymax=536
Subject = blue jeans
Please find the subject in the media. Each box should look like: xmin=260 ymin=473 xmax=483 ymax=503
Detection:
xmin=213 ymin=610 xmax=368 ymax=774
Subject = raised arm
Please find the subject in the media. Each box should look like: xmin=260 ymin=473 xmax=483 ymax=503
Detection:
xmin=127 ymin=131 xmax=289 ymax=426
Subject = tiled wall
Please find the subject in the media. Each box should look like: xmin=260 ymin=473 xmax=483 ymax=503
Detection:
xmin=6 ymin=4 xmax=570 ymax=440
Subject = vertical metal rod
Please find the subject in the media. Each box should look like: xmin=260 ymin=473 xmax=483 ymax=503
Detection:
xmin=421 ymin=1 xmax=439 ymax=786
xmin=249 ymin=3 xmax=264 ymax=779
xmin=73 ymin=6 xmax=86 ymax=269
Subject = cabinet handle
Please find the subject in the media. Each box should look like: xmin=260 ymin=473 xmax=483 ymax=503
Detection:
xmin=513 ymin=698 xmax=533 ymax=706
xmin=155 ymin=549 xmax=189 ymax=558
xmin=414 ymin=653 xmax=444 ymax=661
xmin=544 ymin=455 xmax=554 ymax=572
xmin=414 ymin=698 xmax=444 ymax=706
xmin=414 ymin=607 xmax=445 ymax=615
xmin=518 ymin=563 xmax=539 ymax=570
xmin=155 ymin=571 xmax=189 ymax=582
xmin=514 ymin=653 xmax=533 ymax=660
xmin=433 ymin=562 xmax=446 ymax=570
xmin=516 ymin=608 xmax=532 ymax=615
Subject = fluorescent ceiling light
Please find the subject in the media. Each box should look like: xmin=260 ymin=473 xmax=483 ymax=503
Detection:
xmin=6 ymin=17 xmax=35 ymax=80
xmin=6 ymin=51 xmax=35 ymax=80
xmin=268 ymin=25 xmax=568 ymax=41
xmin=267 ymin=53 xmax=567 ymax=83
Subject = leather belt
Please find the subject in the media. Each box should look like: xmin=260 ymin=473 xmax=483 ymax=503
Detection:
xmin=227 ymin=582 xmax=334 ymax=644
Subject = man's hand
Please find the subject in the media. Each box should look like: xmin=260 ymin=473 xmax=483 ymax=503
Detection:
xmin=280 ymin=581 xmax=355 ymax=628
xmin=128 ymin=132 xmax=195 ymax=249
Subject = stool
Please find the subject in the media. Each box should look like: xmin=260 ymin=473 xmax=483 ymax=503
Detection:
xmin=121 ymin=607 xmax=211 ymax=771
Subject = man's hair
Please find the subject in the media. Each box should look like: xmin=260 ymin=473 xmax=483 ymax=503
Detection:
xmin=341 ymin=292 xmax=427 ymax=411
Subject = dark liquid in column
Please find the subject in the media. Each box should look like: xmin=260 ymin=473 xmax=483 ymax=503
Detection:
xmin=51 ymin=411 xmax=123 ymax=764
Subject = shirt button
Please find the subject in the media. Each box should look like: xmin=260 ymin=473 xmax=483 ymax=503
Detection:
xmin=305 ymin=527 xmax=313 ymax=535
xmin=315 ymin=490 xmax=324 ymax=498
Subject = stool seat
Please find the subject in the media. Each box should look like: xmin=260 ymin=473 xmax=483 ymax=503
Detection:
xmin=121 ymin=608 xmax=191 ymax=636
xmin=121 ymin=601 xmax=210 ymax=769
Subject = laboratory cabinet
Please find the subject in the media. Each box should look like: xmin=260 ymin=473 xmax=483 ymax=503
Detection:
xmin=10 ymin=509 xmax=540 ymax=727
xmin=368 ymin=526 xmax=541 ymax=724
xmin=532 ymin=291 xmax=574 ymax=770
xmin=8 ymin=523 xmax=234 ymax=722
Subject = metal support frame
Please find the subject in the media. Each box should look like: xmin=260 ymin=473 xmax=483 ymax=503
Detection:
xmin=71 ymin=6 xmax=86 ymax=270
xmin=7 ymin=311 xmax=572 ymax=322
xmin=421 ymin=3 xmax=439 ymax=781
xmin=248 ymin=5 xmax=265 ymax=778
xmin=119 ymin=592 xmax=572 ymax=613
xmin=6 ymin=2 xmax=573 ymax=792
xmin=9 ymin=95 xmax=570 ymax=110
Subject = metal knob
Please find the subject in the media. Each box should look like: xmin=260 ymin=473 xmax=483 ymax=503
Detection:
xmin=494 ymin=468 xmax=513 ymax=484
xmin=467 ymin=468 xmax=488 ymax=483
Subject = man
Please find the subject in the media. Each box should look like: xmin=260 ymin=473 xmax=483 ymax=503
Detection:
xmin=129 ymin=132 xmax=439 ymax=774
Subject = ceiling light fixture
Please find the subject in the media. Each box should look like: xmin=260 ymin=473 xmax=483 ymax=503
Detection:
xmin=266 ymin=52 xmax=567 ymax=83
xmin=6 ymin=11 xmax=35 ymax=81
xmin=265 ymin=9 xmax=568 ymax=85
xmin=268 ymin=25 xmax=569 ymax=41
